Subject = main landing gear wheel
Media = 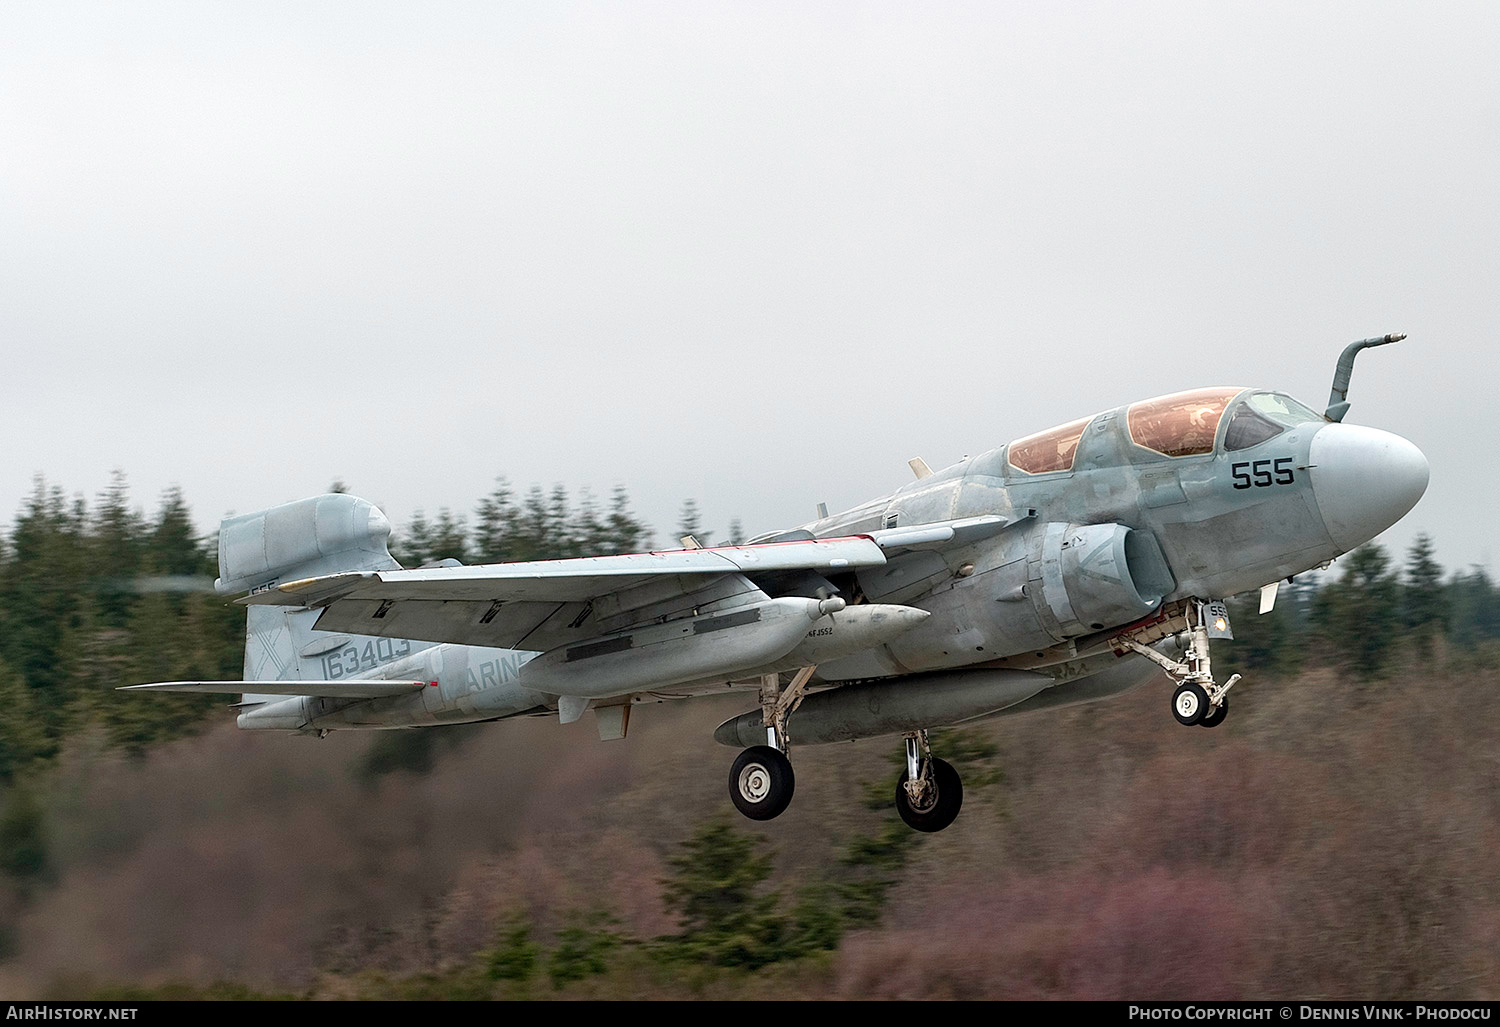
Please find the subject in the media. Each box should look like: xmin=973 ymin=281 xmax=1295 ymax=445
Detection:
xmin=1199 ymin=697 xmax=1228 ymax=728
xmin=1172 ymin=682 xmax=1210 ymax=726
xmin=729 ymin=745 xmax=795 ymax=821
xmin=896 ymin=757 xmax=963 ymax=833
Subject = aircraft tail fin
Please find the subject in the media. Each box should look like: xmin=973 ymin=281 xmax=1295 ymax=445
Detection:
xmin=216 ymin=494 xmax=423 ymax=705
xmin=215 ymin=492 xmax=402 ymax=597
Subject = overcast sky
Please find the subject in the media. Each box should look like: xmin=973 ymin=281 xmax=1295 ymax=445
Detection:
xmin=2 ymin=1 xmax=1495 ymax=571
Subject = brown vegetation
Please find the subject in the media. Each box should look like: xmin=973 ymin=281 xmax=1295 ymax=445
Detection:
xmin=2 ymin=649 xmax=1497 ymax=1000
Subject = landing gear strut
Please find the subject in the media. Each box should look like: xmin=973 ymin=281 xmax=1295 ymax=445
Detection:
xmin=726 ymin=667 xmax=816 ymax=822
xmin=1112 ymin=599 xmax=1241 ymax=728
xmin=893 ymin=730 xmax=963 ymax=832
xmin=725 ymin=670 xmax=968 ymax=831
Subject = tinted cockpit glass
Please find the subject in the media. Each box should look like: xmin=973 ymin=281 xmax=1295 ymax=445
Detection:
xmin=1224 ymin=407 xmax=1283 ymax=451
xmin=1246 ymin=392 xmax=1323 ymax=426
xmin=1127 ymin=388 xmax=1243 ymax=458
xmin=1224 ymin=389 xmax=1320 ymax=449
xmin=1008 ymin=415 xmax=1093 ymax=474
xmin=1224 ymin=392 xmax=1324 ymax=452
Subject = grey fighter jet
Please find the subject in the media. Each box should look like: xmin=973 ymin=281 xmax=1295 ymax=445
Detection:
xmin=126 ymin=335 xmax=1427 ymax=832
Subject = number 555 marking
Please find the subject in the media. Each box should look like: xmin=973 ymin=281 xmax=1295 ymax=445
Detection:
xmin=1231 ymin=457 xmax=1295 ymax=490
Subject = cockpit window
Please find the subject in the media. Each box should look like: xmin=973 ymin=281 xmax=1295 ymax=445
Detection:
xmin=1224 ymin=407 xmax=1283 ymax=451
xmin=1245 ymin=392 xmax=1323 ymax=426
xmin=1127 ymin=388 xmax=1243 ymax=458
xmin=1007 ymin=415 xmax=1093 ymax=475
xmin=1224 ymin=392 xmax=1323 ymax=451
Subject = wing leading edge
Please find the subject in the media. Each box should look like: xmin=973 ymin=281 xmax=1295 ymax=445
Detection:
xmin=240 ymin=536 xmax=890 ymax=651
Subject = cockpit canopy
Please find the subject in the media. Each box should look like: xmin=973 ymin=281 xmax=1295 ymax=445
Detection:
xmin=1221 ymin=391 xmax=1325 ymax=451
xmin=1007 ymin=415 xmax=1094 ymax=475
xmin=1126 ymin=387 xmax=1242 ymax=458
xmin=1005 ymin=388 xmax=1325 ymax=475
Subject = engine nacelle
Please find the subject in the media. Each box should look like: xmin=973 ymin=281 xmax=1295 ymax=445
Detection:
xmin=1029 ymin=522 xmax=1173 ymax=637
xmin=824 ymin=520 xmax=1177 ymax=680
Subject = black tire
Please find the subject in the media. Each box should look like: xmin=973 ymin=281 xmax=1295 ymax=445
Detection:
xmin=895 ymin=757 xmax=964 ymax=833
xmin=728 ymin=745 xmax=795 ymax=821
xmin=1199 ymin=697 xmax=1228 ymax=728
xmin=1172 ymin=682 xmax=1209 ymax=725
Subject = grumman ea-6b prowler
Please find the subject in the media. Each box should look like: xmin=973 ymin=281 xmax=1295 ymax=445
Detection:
xmin=127 ymin=336 xmax=1428 ymax=832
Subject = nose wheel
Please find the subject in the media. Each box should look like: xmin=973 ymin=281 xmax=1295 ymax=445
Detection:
xmin=1198 ymin=696 xmax=1228 ymax=728
xmin=1113 ymin=599 xmax=1241 ymax=729
xmin=1172 ymin=682 xmax=1209 ymax=725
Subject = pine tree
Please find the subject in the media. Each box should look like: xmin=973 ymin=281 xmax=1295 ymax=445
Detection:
xmin=547 ymin=485 xmax=573 ymax=559
xmin=1402 ymin=533 xmax=1447 ymax=657
xmin=427 ymin=509 xmax=470 ymax=564
xmin=91 ymin=472 xmax=145 ymax=627
xmin=605 ymin=486 xmax=647 ymax=554
xmin=572 ymin=488 xmax=609 ymax=557
xmin=0 ymin=659 xmax=54 ymax=781
xmin=1311 ymin=543 xmax=1401 ymax=679
xmin=148 ymin=486 xmax=207 ymax=577
xmin=473 ymin=478 xmax=519 ymax=563
xmin=518 ymin=486 xmax=552 ymax=561
xmin=677 ymin=499 xmax=710 ymax=547
xmin=394 ymin=510 xmax=436 ymax=567
xmin=1447 ymin=567 xmax=1500 ymax=645
xmin=1 ymin=479 xmax=89 ymax=726
xmin=661 ymin=820 xmax=788 ymax=968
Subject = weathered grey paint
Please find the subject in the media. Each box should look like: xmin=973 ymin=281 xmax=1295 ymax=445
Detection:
xmin=132 ymin=376 xmax=1428 ymax=747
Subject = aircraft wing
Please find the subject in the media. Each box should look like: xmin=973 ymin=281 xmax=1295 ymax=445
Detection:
xmin=118 ymin=679 xmax=430 ymax=698
xmin=241 ymin=536 xmax=889 ymax=651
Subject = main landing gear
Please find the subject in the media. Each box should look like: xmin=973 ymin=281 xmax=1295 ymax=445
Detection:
xmin=726 ymin=667 xmax=965 ymax=831
xmin=728 ymin=744 xmax=796 ymax=820
xmin=727 ymin=668 xmax=813 ymax=821
xmin=895 ymin=730 xmax=963 ymax=832
xmin=1111 ymin=599 xmax=1240 ymax=729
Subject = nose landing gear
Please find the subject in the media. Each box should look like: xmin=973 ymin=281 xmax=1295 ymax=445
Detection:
xmin=1112 ymin=599 xmax=1240 ymax=728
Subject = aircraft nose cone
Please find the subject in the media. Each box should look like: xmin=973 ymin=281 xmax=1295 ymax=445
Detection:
xmin=1308 ymin=423 xmax=1429 ymax=553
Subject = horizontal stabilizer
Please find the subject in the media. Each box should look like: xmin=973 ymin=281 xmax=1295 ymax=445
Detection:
xmin=119 ymin=679 xmax=431 ymax=698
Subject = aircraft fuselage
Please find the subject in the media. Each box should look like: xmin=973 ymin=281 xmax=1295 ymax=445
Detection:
xmin=243 ymin=385 xmax=1427 ymax=736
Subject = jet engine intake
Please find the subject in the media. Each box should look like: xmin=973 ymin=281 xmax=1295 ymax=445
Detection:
xmin=1032 ymin=522 xmax=1173 ymax=637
